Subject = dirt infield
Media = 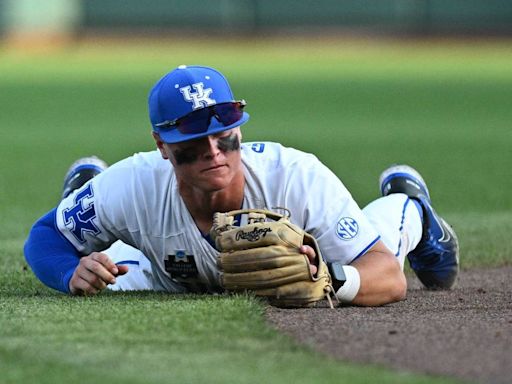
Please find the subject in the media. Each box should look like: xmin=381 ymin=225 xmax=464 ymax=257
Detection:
xmin=266 ymin=267 xmax=512 ymax=384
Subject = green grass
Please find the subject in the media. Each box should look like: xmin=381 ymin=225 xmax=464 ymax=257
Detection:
xmin=1 ymin=37 xmax=511 ymax=383
xmin=0 ymin=291 xmax=459 ymax=384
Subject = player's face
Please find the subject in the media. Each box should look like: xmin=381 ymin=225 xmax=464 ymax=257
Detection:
xmin=155 ymin=128 xmax=243 ymax=192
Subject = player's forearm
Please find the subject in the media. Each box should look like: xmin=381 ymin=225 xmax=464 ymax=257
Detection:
xmin=24 ymin=208 xmax=81 ymax=294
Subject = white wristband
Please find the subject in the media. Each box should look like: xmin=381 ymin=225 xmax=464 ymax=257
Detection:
xmin=335 ymin=265 xmax=361 ymax=303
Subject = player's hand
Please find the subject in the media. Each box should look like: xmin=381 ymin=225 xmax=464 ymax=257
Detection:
xmin=299 ymin=245 xmax=318 ymax=276
xmin=69 ymin=252 xmax=129 ymax=295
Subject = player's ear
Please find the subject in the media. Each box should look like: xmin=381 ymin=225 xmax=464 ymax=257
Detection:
xmin=152 ymin=132 xmax=169 ymax=159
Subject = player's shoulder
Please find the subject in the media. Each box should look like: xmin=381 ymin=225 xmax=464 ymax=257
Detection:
xmin=107 ymin=150 xmax=169 ymax=175
xmin=241 ymin=141 xmax=318 ymax=168
xmin=94 ymin=150 xmax=172 ymax=198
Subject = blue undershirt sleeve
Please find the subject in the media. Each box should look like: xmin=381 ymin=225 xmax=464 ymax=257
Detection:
xmin=24 ymin=208 xmax=81 ymax=294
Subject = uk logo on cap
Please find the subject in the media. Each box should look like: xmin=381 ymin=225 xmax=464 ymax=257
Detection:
xmin=180 ymin=82 xmax=216 ymax=110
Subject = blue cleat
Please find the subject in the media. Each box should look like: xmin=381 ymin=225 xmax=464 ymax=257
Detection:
xmin=379 ymin=164 xmax=459 ymax=289
xmin=62 ymin=156 xmax=108 ymax=199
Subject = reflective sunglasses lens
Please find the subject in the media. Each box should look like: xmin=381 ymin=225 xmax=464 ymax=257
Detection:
xmin=214 ymin=102 xmax=244 ymax=126
xmin=173 ymin=101 xmax=245 ymax=134
xmin=176 ymin=108 xmax=211 ymax=134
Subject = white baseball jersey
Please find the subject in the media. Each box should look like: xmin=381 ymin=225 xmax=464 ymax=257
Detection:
xmin=56 ymin=142 xmax=380 ymax=293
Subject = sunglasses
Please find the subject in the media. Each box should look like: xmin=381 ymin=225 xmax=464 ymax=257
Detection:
xmin=155 ymin=100 xmax=246 ymax=134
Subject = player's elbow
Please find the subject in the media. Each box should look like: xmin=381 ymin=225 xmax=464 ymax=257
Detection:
xmin=361 ymin=269 xmax=406 ymax=306
xmin=389 ymin=267 xmax=407 ymax=303
xmin=353 ymin=252 xmax=407 ymax=306
xmin=379 ymin=254 xmax=407 ymax=304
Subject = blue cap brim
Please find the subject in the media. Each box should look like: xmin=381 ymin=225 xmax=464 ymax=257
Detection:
xmin=155 ymin=112 xmax=250 ymax=144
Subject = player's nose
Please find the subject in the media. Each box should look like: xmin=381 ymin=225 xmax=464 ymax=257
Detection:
xmin=201 ymin=136 xmax=221 ymax=159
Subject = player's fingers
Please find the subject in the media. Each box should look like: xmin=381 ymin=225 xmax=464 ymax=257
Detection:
xmin=86 ymin=254 xmax=117 ymax=284
xmin=90 ymin=252 xmax=120 ymax=276
xmin=70 ymin=275 xmax=100 ymax=296
xmin=70 ymin=257 xmax=109 ymax=295
xmin=299 ymin=245 xmax=316 ymax=262
xmin=71 ymin=257 xmax=113 ymax=293
xmin=79 ymin=278 xmax=100 ymax=296
xmin=299 ymin=245 xmax=318 ymax=275
xmin=116 ymin=264 xmax=130 ymax=276
xmin=77 ymin=267 xmax=109 ymax=291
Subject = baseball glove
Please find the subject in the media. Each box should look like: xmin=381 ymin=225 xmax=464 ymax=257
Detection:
xmin=210 ymin=209 xmax=334 ymax=308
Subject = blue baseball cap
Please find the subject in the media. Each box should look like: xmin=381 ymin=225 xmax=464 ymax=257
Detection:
xmin=148 ymin=65 xmax=250 ymax=143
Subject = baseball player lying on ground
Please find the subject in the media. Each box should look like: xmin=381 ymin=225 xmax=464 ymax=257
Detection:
xmin=24 ymin=65 xmax=459 ymax=308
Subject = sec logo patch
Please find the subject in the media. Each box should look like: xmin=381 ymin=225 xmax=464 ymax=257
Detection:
xmin=336 ymin=217 xmax=359 ymax=240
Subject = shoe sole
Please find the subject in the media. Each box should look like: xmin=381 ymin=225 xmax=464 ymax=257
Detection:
xmin=379 ymin=164 xmax=430 ymax=199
